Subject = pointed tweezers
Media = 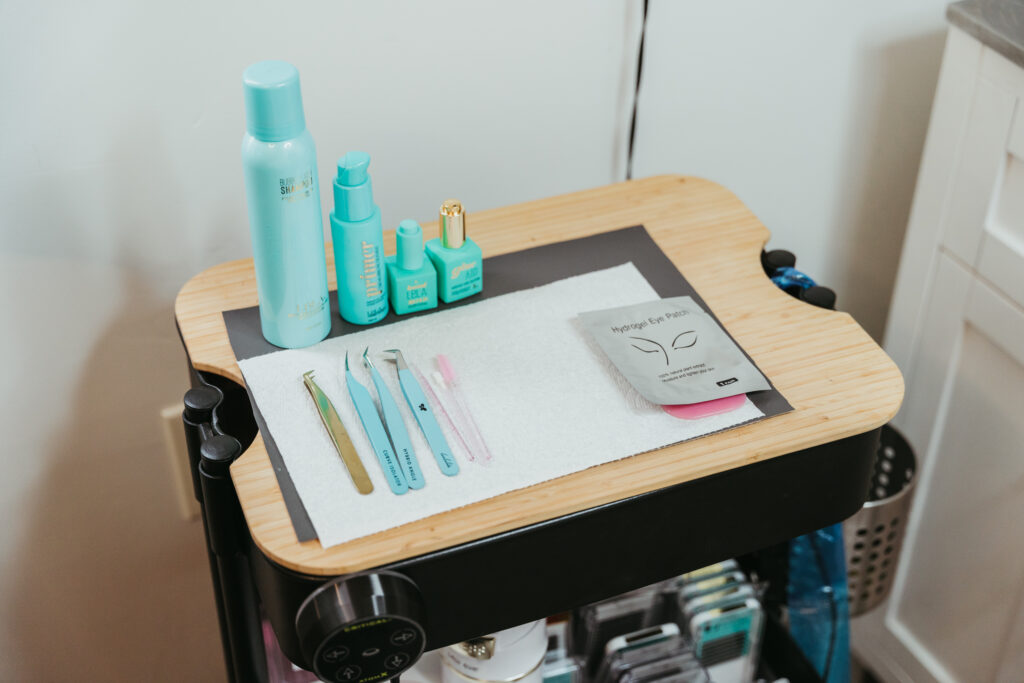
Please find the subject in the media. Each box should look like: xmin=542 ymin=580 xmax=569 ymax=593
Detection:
xmin=363 ymin=348 xmax=425 ymax=489
xmin=303 ymin=370 xmax=374 ymax=495
xmin=345 ymin=352 xmax=409 ymax=495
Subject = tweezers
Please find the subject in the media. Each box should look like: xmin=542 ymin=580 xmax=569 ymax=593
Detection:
xmin=345 ymin=352 xmax=409 ymax=495
xmin=385 ymin=349 xmax=458 ymax=476
xmin=363 ymin=348 xmax=425 ymax=489
xmin=302 ymin=371 xmax=373 ymax=495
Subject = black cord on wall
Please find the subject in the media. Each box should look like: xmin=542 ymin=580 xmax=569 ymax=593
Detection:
xmin=626 ymin=0 xmax=650 ymax=181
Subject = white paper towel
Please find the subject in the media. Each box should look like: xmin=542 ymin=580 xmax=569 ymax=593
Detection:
xmin=238 ymin=263 xmax=764 ymax=548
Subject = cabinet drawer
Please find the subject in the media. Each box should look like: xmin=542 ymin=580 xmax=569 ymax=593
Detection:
xmin=977 ymin=109 xmax=1024 ymax=309
xmin=939 ymin=47 xmax=1024 ymax=311
xmin=939 ymin=76 xmax=1016 ymax=265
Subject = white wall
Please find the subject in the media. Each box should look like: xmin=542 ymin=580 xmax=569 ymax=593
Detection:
xmin=0 ymin=2 xmax=636 ymax=679
xmin=633 ymin=1 xmax=949 ymax=338
xmin=0 ymin=1 xmax=946 ymax=680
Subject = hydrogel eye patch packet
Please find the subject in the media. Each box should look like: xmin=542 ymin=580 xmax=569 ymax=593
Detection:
xmin=578 ymin=297 xmax=770 ymax=406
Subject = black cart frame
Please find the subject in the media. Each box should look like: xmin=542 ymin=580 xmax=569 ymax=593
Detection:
xmin=181 ymin=364 xmax=875 ymax=682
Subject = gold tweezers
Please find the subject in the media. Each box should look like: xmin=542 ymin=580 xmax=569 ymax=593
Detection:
xmin=302 ymin=370 xmax=374 ymax=495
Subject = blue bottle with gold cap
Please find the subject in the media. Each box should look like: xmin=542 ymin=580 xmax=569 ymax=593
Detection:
xmin=330 ymin=152 xmax=389 ymax=324
xmin=241 ymin=60 xmax=330 ymax=348
xmin=425 ymin=199 xmax=483 ymax=303
xmin=386 ymin=220 xmax=438 ymax=315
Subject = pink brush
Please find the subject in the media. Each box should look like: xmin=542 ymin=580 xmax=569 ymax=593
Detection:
xmin=436 ymin=354 xmax=493 ymax=465
xmin=415 ymin=366 xmax=476 ymax=461
xmin=662 ymin=394 xmax=747 ymax=419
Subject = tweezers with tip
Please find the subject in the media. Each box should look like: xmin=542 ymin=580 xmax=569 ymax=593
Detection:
xmin=345 ymin=352 xmax=409 ymax=495
xmin=302 ymin=371 xmax=374 ymax=495
xmin=363 ymin=347 xmax=425 ymax=489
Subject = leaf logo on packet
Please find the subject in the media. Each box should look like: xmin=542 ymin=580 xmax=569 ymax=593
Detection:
xmin=578 ymin=297 xmax=770 ymax=406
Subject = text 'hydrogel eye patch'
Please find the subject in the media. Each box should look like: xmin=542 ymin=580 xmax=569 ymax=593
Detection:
xmin=579 ymin=297 xmax=770 ymax=406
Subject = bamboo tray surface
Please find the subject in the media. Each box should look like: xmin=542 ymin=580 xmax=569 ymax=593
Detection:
xmin=175 ymin=176 xmax=903 ymax=576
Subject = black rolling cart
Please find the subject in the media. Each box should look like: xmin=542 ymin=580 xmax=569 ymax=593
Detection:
xmin=175 ymin=176 xmax=903 ymax=683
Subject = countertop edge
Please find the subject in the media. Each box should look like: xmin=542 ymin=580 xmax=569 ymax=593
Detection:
xmin=948 ymin=0 xmax=1024 ymax=69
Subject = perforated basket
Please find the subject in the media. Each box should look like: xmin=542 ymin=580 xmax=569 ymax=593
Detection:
xmin=842 ymin=425 xmax=916 ymax=616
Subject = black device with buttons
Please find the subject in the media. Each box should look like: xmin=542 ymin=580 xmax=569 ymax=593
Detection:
xmin=295 ymin=571 xmax=427 ymax=683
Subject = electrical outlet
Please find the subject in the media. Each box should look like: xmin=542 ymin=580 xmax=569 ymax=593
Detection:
xmin=160 ymin=404 xmax=201 ymax=521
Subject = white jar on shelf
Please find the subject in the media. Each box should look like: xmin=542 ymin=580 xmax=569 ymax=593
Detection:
xmin=441 ymin=620 xmax=548 ymax=683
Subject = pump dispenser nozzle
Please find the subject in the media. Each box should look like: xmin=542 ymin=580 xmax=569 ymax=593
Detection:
xmin=334 ymin=151 xmax=374 ymax=222
xmin=338 ymin=151 xmax=369 ymax=185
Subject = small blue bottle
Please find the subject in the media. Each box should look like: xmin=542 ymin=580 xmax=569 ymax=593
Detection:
xmin=386 ymin=220 xmax=438 ymax=315
xmin=241 ymin=60 xmax=330 ymax=348
xmin=425 ymin=199 xmax=483 ymax=303
xmin=330 ymin=152 xmax=389 ymax=324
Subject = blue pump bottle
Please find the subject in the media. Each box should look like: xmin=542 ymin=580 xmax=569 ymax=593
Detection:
xmin=241 ymin=60 xmax=330 ymax=348
xmin=330 ymin=152 xmax=389 ymax=324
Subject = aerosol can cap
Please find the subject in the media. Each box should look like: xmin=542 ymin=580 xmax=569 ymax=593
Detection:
xmin=242 ymin=61 xmax=306 ymax=142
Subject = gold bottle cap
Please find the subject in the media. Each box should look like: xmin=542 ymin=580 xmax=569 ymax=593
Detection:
xmin=440 ymin=199 xmax=466 ymax=249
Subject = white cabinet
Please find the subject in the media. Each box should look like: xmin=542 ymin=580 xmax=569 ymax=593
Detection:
xmin=853 ymin=25 xmax=1024 ymax=683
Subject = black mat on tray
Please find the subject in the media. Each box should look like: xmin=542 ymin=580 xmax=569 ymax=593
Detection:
xmin=222 ymin=225 xmax=793 ymax=542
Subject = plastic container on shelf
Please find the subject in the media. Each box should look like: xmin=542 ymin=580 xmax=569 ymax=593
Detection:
xmin=441 ymin=620 xmax=547 ymax=683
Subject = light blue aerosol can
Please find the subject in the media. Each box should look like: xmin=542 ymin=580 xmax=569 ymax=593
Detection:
xmin=241 ymin=60 xmax=331 ymax=348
